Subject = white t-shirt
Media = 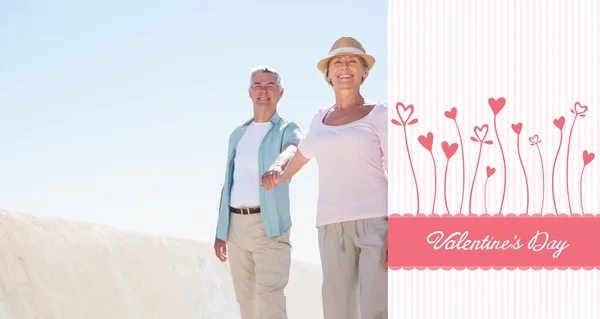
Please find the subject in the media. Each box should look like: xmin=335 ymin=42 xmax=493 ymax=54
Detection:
xmin=229 ymin=121 xmax=273 ymax=208
xmin=298 ymin=101 xmax=388 ymax=227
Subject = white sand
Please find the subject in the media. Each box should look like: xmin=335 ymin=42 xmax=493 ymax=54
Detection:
xmin=0 ymin=210 xmax=323 ymax=319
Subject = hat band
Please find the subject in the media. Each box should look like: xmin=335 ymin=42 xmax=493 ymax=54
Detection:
xmin=327 ymin=47 xmax=366 ymax=57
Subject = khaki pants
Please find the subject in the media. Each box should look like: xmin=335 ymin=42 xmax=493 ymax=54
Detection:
xmin=227 ymin=213 xmax=292 ymax=319
xmin=318 ymin=217 xmax=388 ymax=319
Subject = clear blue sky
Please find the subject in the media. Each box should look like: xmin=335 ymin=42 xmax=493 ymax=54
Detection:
xmin=0 ymin=0 xmax=387 ymax=265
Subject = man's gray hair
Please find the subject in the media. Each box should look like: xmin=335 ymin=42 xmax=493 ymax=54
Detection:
xmin=249 ymin=66 xmax=283 ymax=89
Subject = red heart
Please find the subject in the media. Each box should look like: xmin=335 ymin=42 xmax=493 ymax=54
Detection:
xmin=486 ymin=166 xmax=496 ymax=177
xmin=418 ymin=132 xmax=434 ymax=151
xmin=442 ymin=141 xmax=458 ymax=159
xmin=396 ymin=102 xmax=414 ymax=124
xmin=553 ymin=117 xmax=565 ymax=130
xmin=574 ymin=102 xmax=588 ymax=115
xmin=474 ymin=124 xmax=489 ymax=141
xmin=444 ymin=107 xmax=457 ymax=120
xmin=511 ymin=123 xmax=522 ymax=134
xmin=583 ymin=150 xmax=595 ymax=166
xmin=488 ymin=97 xmax=506 ymax=115
xmin=529 ymin=135 xmax=539 ymax=144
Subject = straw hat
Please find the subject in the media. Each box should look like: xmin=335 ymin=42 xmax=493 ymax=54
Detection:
xmin=317 ymin=36 xmax=376 ymax=74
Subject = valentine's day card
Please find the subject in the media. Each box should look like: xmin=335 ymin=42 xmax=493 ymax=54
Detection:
xmin=388 ymin=1 xmax=599 ymax=317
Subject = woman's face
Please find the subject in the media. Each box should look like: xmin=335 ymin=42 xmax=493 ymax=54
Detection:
xmin=327 ymin=54 xmax=368 ymax=89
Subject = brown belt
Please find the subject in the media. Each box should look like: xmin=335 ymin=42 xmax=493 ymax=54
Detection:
xmin=229 ymin=206 xmax=261 ymax=215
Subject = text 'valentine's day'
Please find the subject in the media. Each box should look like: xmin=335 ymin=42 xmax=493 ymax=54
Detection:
xmin=387 ymin=214 xmax=600 ymax=270
xmin=426 ymin=230 xmax=569 ymax=259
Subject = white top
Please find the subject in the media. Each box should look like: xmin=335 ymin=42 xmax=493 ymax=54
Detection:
xmin=298 ymin=101 xmax=388 ymax=227
xmin=229 ymin=121 xmax=273 ymax=208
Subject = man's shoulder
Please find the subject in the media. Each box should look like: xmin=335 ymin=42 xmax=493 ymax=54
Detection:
xmin=227 ymin=126 xmax=241 ymax=141
xmin=275 ymin=113 xmax=296 ymax=125
xmin=273 ymin=113 xmax=300 ymax=131
xmin=227 ymin=117 xmax=252 ymax=137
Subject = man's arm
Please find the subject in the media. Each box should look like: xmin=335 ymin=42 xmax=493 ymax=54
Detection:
xmin=261 ymin=143 xmax=298 ymax=190
xmin=217 ymin=186 xmax=223 ymax=224
xmin=219 ymin=186 xmax=224 ymax=205
xmin=215 ymin=133 xmax=232 ymax=262
xmin=261 ymin=121 xmax=304 ymax=189
xmin=275 ymin=121 xmax=303 ymax=171
xmin=214 ymin=185 xmax=227 ymax=262
xmin=268 ymin=143 xmax=298 ymax=171
xmin=215 ymin=186 xmax=224 ymax=234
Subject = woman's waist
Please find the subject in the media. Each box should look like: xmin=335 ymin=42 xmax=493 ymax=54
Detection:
xmin=315 ymin=203 xmax=388 ymax=226
xmin=316 ymin=188 xmax=387 ymax=206
xmin=318 ymin=176 xmax=387 ymax=192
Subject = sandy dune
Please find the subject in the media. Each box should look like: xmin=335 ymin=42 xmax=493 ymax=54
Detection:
xmin=0 ymin=210 xmax=323 ymax=319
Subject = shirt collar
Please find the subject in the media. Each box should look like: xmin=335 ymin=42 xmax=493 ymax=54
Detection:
xmin=240 ymin=111 xmax=281 ymax=128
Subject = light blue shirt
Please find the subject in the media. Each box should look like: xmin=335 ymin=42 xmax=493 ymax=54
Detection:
xmin=216 ymin=112 xmax=303 ymax=241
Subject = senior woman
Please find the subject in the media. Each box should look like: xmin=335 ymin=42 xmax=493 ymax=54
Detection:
xmin=261 ymin=36 xmax=388 ymax=319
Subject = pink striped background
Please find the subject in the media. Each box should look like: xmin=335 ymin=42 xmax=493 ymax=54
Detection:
xmin=389 ymin=0 xmax=599 ymax=318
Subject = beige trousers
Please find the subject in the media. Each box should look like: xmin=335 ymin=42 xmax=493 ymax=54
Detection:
xmin=318 ymin=217 xmax=388 ymax=319
xmin=227 ymin=213 xmax=292 ymax=319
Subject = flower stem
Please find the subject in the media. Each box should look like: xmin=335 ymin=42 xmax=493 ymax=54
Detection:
xmin=469 ymin=142 xmax=484 ymax=215
xmin=494 ymin=115 xmax=507 ymax=214
xmin=566 ymin=115 xmax=578 ymax=215
xmin=516 ymin=133 xmax=529 ymax=215
xmin=454 ymin=120 xmax=465 ymax=215
xmin=430 ymin=151 xmax=437 ymax=215
xmin=403 ymin=125 xmax=420 ymax=215
xmin=536 ymin=144 xmax=545 ymax=215
xmin=484 ymin=176 xmax=490 ymax=215
xmin=552 ymin=131 xmax=563 ymax=215
xmin=580 ymin=165 xmax=587 ymax=215
xmin=444 ymin=160 xmax=450 ymax=215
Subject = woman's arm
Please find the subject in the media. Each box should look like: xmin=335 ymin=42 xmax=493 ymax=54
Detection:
xmin=261 ymin=149 xmax=310 ymax=190
xmin=279 ymin=149 xmax=310 ymax=183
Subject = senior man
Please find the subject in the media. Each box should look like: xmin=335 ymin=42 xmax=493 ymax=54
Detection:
xmin=213 ymin=66 xmax=303 ymax=319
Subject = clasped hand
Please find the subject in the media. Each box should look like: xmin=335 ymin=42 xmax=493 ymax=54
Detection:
xmin=260 ymin=166 xmax=283 ymax=190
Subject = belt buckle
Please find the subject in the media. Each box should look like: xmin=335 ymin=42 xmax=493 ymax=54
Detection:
xmin=240 ymin=207 xmax=251 ymax=215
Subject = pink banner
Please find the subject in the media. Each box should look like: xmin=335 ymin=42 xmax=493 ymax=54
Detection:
xmin=388 ymin=214 xmax=600 ymax=270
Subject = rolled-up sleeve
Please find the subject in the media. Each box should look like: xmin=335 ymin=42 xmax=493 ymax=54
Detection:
xmin=283 ymin=121 xmax=302 ymax=147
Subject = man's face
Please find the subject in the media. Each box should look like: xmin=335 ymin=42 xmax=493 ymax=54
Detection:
xmin=327 ymin=54 xmax=367 ymax=89
xmin=249 ymin=71 xmax=283 ymax=109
